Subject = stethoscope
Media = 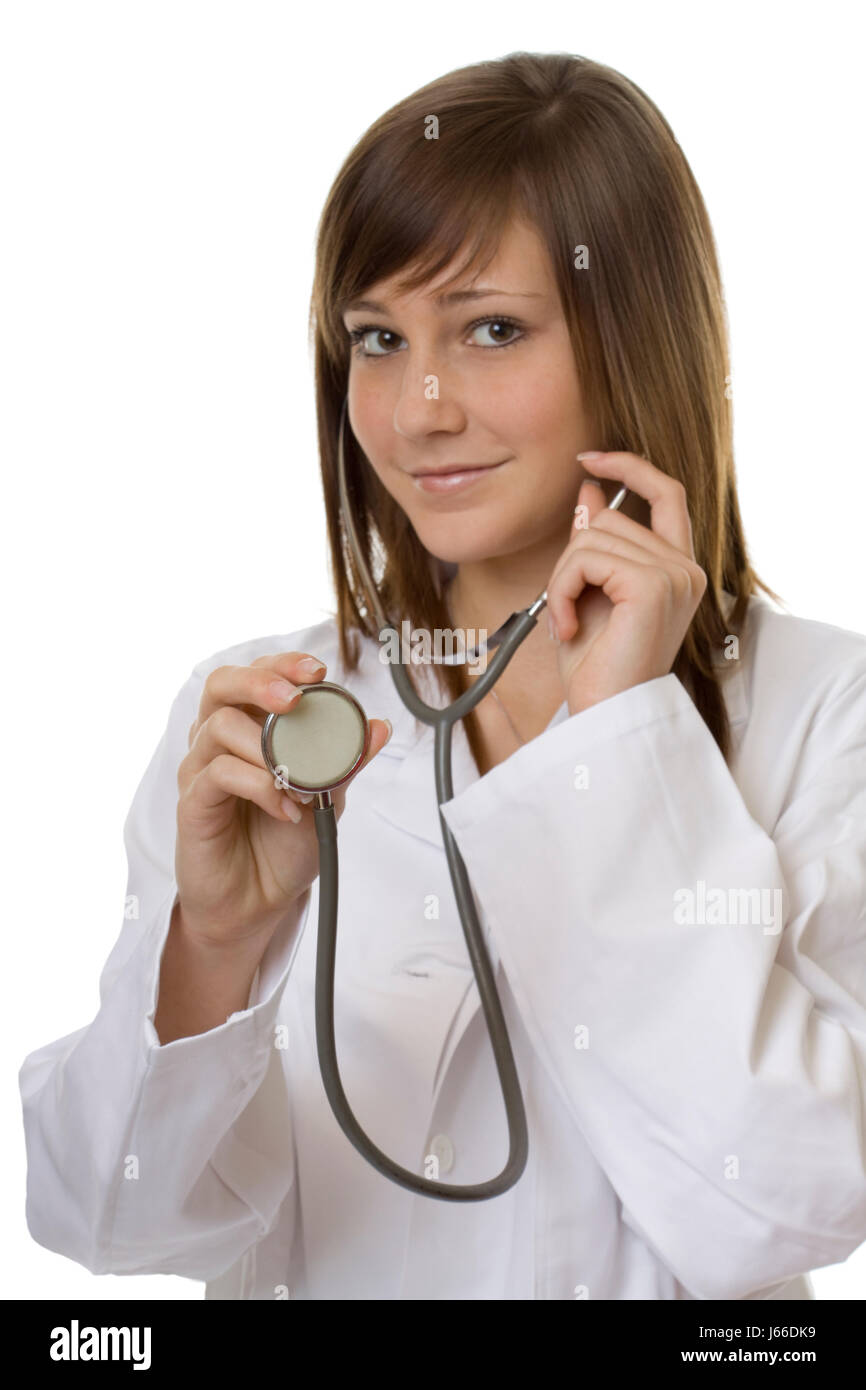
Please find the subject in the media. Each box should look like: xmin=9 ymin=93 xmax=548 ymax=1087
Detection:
xmin=261 ymin=397 xmax=628 ymax=1201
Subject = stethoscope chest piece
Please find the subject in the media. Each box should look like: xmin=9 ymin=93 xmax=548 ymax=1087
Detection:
xmin=261 ymin=680 xmax=370 ymax=798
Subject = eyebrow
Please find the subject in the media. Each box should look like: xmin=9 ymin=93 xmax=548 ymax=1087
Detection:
xmin=342 ymin=287 xmax=544 ymax=315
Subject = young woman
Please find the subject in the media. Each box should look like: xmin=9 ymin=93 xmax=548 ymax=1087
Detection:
xmin=20 ymin=52 xmax=866 ymax=1301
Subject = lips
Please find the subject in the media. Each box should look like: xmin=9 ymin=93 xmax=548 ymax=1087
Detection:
xmin=410 ymin=461 xmax=508 ymax=494
xmin=410 ymin=462 xmax=506 ymax=478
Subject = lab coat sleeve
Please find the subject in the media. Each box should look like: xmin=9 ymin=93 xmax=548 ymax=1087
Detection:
xmin=440 ymin=666 xmax=866 ymax=1301
xmin=18 ymin=662 xmax=310 ymax=1282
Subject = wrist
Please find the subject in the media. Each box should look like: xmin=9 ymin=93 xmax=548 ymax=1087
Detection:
xmin=172 ymin=900 xmax=289 ymax=960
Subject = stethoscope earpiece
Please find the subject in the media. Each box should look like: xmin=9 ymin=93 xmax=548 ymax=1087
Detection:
xmin=261 ymin=681 xmax=370 ymax=804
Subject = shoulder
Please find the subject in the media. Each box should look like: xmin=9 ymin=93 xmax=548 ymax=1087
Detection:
xmin=731 ymin=592 xmax=866 ymax=779
xmin=742 ymin=590 xmax=866 ymax=706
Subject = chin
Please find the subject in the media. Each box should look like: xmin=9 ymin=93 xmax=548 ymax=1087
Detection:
xmin=409 ymin=512 xmax=497 ymax=552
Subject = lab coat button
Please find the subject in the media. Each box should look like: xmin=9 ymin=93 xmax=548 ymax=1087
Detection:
xmin=428 ymin=1132 xmax=454 ymax=1174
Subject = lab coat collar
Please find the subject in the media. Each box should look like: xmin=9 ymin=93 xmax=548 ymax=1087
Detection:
xmin=360 ymin=587 xmax=750 ymax=852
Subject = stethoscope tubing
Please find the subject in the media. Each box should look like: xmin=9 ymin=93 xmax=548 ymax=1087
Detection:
xmin=309 ymin=395 xmax=627 ymax=1200
xmin=313 ymin=607 xmax=537 ymax=1200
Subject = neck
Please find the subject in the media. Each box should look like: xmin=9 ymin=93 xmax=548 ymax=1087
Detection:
xmin=444 ymin=524 xmax=570 ymax=640
xmin=443 ymin=528 xmax=572 ymax=740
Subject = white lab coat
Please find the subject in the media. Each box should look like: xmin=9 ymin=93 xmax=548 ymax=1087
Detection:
xmin=18 ymin=589 xmax=866 ymax=1299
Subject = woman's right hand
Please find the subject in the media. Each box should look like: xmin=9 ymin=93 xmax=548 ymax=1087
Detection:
xmin=174 ymin=652 xmax=392 ymax=948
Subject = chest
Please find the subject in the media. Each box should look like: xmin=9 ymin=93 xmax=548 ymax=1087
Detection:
xmin=471 ymin=708 xmax=521 ymax=776
xmin=470 ymin=690 xmax=564 ymax=775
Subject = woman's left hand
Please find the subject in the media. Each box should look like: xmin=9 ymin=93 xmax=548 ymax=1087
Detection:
xmin=547 ymin=452 xmax=708 ymax=715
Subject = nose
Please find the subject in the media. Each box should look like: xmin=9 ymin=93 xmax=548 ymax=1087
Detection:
xmin=392 ymin=366 xmax=466 ymax=441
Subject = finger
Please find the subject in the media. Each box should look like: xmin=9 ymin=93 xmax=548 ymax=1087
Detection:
xmin=235 ymin=652 xmax=330 ymax=730
xmin=570 ymin=524 xmax=695 ymax=574
xmin=347 ymin=716 xmax=393 ymax=782
xmin=571 ymin=473 xmax=610 ymax=531
xmin=576 ymin=453 xmax=694 ymax=554
xmin=181 ymin=704 xmax=272 ymax=792
xmin=548 ymin=547 xmax=695 ymax=643
xmin=239 ymin=653 xmax=329 ymax=728
xmin=553 ymin=475 xmax=661 ymax=594
xmin=249 ymin=651 xmax=328 ymax=676
xmin=585 ymin=501 xmax=697 ymax=559
xmin=549 ymin=475 xmax=627 ymax=592
xmin=181 ymin=753 xmax=302 ymax=827
xmin=190 ymin=654 xmax=327 ymax=745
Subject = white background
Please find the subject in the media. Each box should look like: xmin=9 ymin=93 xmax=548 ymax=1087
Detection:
xmin=2 ymin=0 xmax=864 ymax=1300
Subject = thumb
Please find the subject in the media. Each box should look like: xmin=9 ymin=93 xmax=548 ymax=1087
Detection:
xmin=363 ymin=716 xmax=393 ymax=763
xmin=331 ymin=717 xmax=393 ymax=818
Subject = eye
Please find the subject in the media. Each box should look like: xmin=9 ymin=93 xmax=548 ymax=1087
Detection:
xmin=467 ymin=316 xmax=523 ymax=348
xmin=346 ymin=326 xmax=404 ymax=358
xmin=344 ymin=314 xmax=527 ymax=359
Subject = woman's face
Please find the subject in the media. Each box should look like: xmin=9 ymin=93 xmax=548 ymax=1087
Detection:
xmin=343 ymin=217 xmax=598 ymax=567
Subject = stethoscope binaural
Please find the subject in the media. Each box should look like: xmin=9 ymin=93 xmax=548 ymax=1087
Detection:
xmin=261 ymin=397 xmax=628 ymax=1202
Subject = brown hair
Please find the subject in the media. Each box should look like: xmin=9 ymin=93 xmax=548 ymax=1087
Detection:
xmin=309 ymin=50 xmax=781 ymax=766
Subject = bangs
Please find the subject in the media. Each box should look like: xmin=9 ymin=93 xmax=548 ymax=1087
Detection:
xmin=319 ymin=146 xmax=527 ymax=360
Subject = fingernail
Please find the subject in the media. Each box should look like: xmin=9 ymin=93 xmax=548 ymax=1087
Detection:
xmin=383 ymin=718 xmax=393 ymax=743
xmin=577 ymin=451 xmax=604 ymax=460
xmin=547 ymin=612 xmax=559 ymax=644
xmin=270 ymin=679 xmax=299 ymax=704
xmin=282 ymin=794 xmax=302 ymax=822
xmin=298 ymin=657 xmax=326 ymax=675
